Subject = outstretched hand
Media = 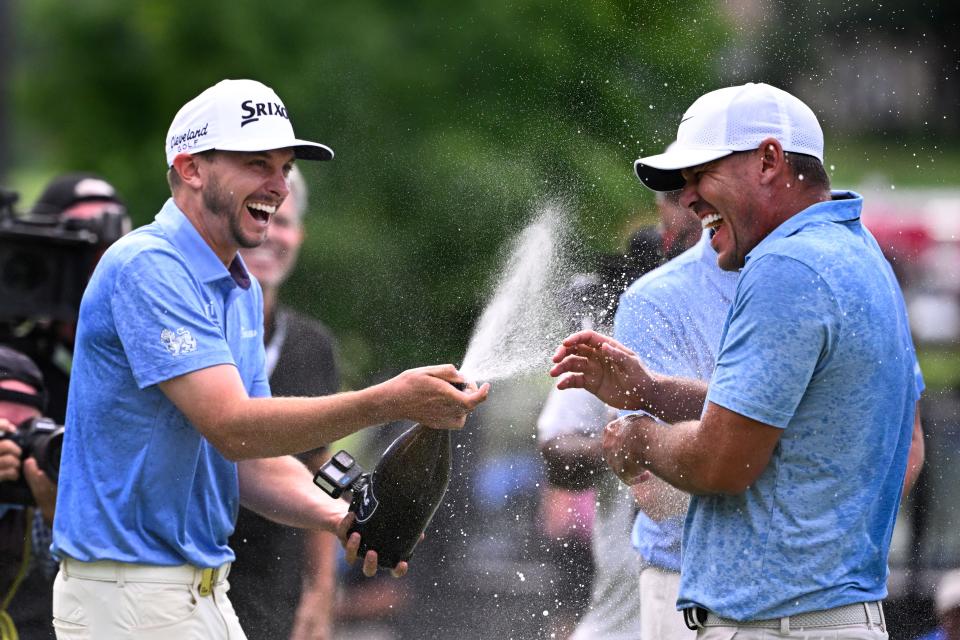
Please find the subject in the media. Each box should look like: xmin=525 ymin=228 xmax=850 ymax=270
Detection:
xmin=549 ymin=330 xmax=654 ymax=411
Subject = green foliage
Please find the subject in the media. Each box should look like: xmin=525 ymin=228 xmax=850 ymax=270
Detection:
xmin=12 ymin=0 xmax=728 ymax=383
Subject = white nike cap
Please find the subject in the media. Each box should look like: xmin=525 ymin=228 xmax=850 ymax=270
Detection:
xmin=634 ymin=82 xmax=824 ymax=192
xmin=165 ymin=79 xmax=333 ymax=167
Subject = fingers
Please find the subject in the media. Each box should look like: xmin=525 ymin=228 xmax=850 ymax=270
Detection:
xmin=552 ymin=330 xmax=617 ymax=360
xmin=558 ymin=329 xmax=606 ymax=352
xmin=549 ymin=355 xmax=594 ymax=379
xmin=337 ymin=512 xmax=355 ymax=543
xmin=418 ymin=363 xmax=463 ymax=385
xmin=555 ymin=373 xmax=586 ymax=391
xmin=462 ymin=383 xmax=490 ymax=409
xmin=362 ymin=550 xmax=378 ymax=577
xmin=0 ymin=418 xmax=16 ymax=433
xmin=0 ymin=439 xmax=22 ymax=482
xmin=344 ymin=531 xmax=361 ymax=566
xmin=390 ymin=561 xmax=409 ymax=578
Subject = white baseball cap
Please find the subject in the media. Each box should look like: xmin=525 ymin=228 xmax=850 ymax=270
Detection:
xmin=634 ymin=82 xmax=824 ymax=191
xmin=165 ymin=79 xmax=333 ymax=167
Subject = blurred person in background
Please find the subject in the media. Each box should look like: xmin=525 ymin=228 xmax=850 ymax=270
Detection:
xmin=230 ymin=166 xmax=342 ymax=640
xmin=50 ymin=78 xmax=487 ymax=639
xmin=915 ymin=570 xmax=960 ymax=640
xmin=537 ymin=179 xmax=700 ymax=640
xmin=0 ymin=346 xmax=58 ymax=639
xmin=0 ymin=173 xmax=130 ymax=424
xmin=552 ymin=82 xmax=924 ymax=639
xmin=613 ymin=188 xmax=738 ymax=639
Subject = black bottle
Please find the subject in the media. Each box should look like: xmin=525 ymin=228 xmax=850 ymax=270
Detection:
xmin=314 ymin=383 xmax=463 ymax=569
xmin=350 ymin=421 xmax=451 ymax=568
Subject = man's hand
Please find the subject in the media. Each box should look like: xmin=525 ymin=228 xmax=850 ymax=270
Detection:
xmin=601 ymin=413 xmax=658 ymax=485
xmin=337 ymin=512 xmax=410 ymax=578
xmin=0 ymin=418 xmax=22 ymax=482
xmin=23 ymin=458 xmax=58 ymax=524
xmin=380 ymin=364 xmax=489 ymax=429
xmin=550 ymin=331 xmax=655 ymax=411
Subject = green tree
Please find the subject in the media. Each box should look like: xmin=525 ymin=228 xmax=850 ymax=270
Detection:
xmin=12 ymin=0 xmax=728 ymax=382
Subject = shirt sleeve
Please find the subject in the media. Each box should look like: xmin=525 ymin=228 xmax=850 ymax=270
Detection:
xmin=707 ymin=254 xmax=840 ymax=429
xmin=111 ymin=248 xmax=236 ymax=389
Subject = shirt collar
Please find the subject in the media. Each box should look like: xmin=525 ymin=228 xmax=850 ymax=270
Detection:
xmin=746 ymin=190 xmax=862 ymax=265
xmin=155 ymin=199 xmax=251 ymax=290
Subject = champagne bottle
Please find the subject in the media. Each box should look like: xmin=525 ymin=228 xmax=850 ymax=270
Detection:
xmin=315 ymin=382 xmax=464 ymax=569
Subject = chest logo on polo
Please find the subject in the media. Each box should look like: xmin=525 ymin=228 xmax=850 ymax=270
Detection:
xmin=160 ymin=328 xmax=198 ymax=356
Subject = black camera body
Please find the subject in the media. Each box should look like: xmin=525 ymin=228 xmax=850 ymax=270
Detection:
xmin=0 ymin=187 xmax=113 ymax=322
xmin=0 ymin=416 xmax=64 ymax=506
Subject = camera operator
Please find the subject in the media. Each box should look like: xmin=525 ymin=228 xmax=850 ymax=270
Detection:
xmin=1 ymin=345 xmax=58 ymax=640
xmin=0 ymin=173 xmax=130 ymax=424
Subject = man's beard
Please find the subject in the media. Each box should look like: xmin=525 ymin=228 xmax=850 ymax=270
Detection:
xmin=202 ymin=174 xmax=263 ymax=250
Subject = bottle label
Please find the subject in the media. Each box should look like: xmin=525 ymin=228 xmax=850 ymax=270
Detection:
xmin=355 ymin=480 xmax=380 ymax=523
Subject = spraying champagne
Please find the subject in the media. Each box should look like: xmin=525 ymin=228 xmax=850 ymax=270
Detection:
xmin=314 ymin=382 xmax=465 ymax=569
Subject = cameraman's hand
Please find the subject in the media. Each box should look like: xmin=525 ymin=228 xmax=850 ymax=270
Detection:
xmin=23 ymin=458 xmax=57 ymax=524
xmin=0 ymin=418 xmax=23 ymax=482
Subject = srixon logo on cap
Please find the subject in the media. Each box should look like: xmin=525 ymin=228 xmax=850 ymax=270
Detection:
xmin=240 ymin=100 xmax=289 ymax=127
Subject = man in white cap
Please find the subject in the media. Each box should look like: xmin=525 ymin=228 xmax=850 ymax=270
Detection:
xmin=50 ymin=79 xmax=488 ymax=639
xmin=551 ymin=82 xmax=924 ymax=638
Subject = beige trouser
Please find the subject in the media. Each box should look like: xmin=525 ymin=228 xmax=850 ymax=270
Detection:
xmin=52 ymin=559 xmax=247 ymax=640
xmin=640 ymin=566 xmax=697 ymax=640
xmin=696 ymin=625 xmax=888 ymax=639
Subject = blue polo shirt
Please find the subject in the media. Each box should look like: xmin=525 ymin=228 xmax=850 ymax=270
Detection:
xmin=52 ymin=199 xmax=270 ymax=568
xmin=613 ymin=231 xmax=737 ymax=572
xmin=678 ymin=192 xmax=923 ymax=620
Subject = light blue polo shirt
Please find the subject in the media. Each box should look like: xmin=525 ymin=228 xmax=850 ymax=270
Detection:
xmin=614 ymin=231 xmax=738 ymax=572
xmin=52 ymin=199 xmax=270 ymax=568
xmin=679 ymin=192 xmax=923 ymax=620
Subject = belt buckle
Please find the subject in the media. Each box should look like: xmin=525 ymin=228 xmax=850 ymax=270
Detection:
xmin=198 ymin=567 xmax=218 ymax=597
xmin=684 ymin=607 xmax=708 ymax=630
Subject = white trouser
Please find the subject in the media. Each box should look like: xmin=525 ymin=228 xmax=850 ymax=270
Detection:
xmin=52 ymin=558 xmax=247 ymax=640
xmin=690 ymin=600 xmax=888 ymax=639
xmin=696 ymin=624 xmax=888 ymax=639
xmin=640 ymin=565 xmax=697 ymax=640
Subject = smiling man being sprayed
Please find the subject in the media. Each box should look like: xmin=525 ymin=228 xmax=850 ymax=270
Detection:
xmin=551 ymin=83 xmax=923 ymax=639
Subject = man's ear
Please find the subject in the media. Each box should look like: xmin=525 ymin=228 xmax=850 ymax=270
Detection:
xmin=757 ymin=137 xmax=786 ymax=186
xmin=171 ymin=153 xmax=205 ymax=190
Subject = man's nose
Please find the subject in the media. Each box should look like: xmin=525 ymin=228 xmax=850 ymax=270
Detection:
xmin=678 ymin=181 xmax=698 ymax=212
xmin=268 ymin=169 xmax=289 ymax=199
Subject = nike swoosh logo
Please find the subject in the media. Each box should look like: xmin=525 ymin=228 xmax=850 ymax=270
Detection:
xmin=680 ymin=115 xmax=694 ymax=124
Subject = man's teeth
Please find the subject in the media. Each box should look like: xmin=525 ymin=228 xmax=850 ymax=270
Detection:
xmin=247 ymin=202 xmax=276 ymax=222
xmin=701 ymin=213 xmax=723 ymax=230
xmin=248 ymin=202 xmax=277 ymax=215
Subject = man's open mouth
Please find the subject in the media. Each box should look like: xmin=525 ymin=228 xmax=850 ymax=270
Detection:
xmin=247 ymin=202 xmax=276 ymax=223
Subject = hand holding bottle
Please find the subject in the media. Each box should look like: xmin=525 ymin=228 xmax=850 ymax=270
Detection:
xmin=379 ymin=364 xmax=489 ymax=428
xmin=338 ymin=512 xmax=411 ymax=578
